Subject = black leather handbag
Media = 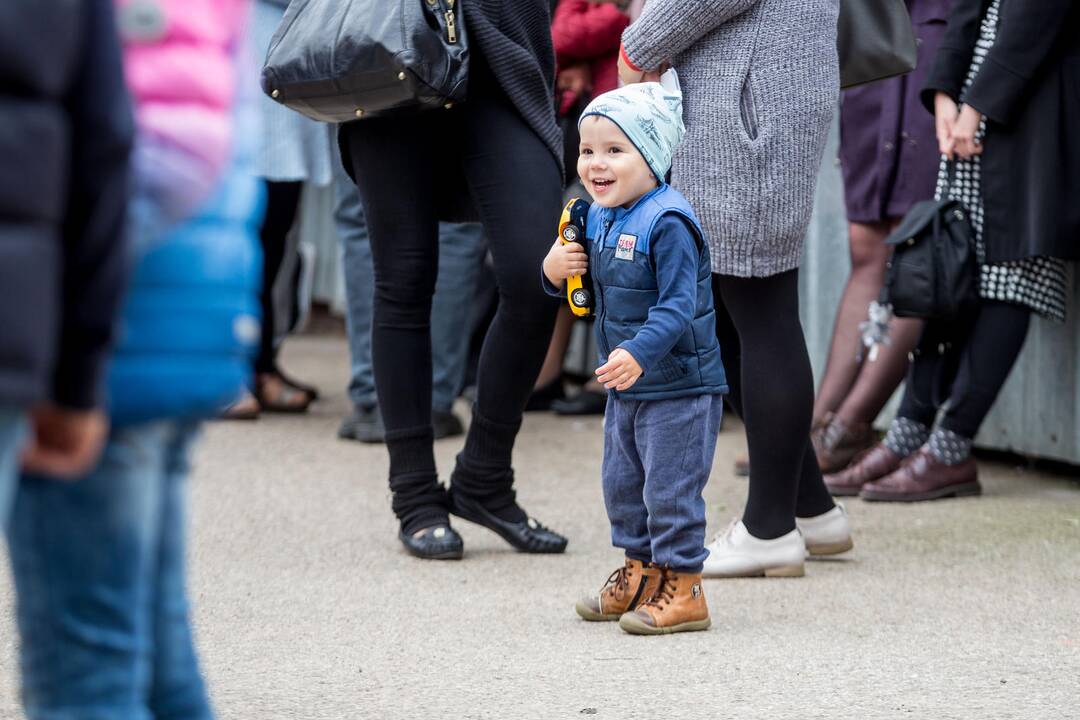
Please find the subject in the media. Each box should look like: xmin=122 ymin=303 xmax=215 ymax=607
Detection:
xmin=260 ymin=0 xmax=468 ymax=123
xmin=838 ymin=0 xmax=918 ymax=88
xmin=882 ymin=198 xmax=978 ymax=320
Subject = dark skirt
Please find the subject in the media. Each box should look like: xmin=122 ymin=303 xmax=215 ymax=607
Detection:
xmin=839 ymin=0 xmax=950 ymax=224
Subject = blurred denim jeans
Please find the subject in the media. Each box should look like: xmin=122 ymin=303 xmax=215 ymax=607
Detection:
xmin=6 ymin=420 xmax=213 ymax=720
xmin=0 ymin=406 xmax=27 ymax=530
xmin=334 ymin=161 xmax=483 ymax=413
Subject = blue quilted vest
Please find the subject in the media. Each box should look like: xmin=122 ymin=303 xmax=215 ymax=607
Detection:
xmin=586 ymin=184 xmax=727 ymax=400
xmin=106 ymin=159 xmax=264 ymax=426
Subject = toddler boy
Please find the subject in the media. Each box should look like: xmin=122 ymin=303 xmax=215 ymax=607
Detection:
xmin=542 ymin=72 xmax=727 ymax=635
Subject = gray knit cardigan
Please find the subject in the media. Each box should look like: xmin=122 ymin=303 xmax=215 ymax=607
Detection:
xmin=622 ymin=0 xmax=839 ymax=277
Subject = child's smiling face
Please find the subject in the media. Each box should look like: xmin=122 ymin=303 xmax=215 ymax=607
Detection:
xmin=577 ymin=115 xmax=658 ymax=209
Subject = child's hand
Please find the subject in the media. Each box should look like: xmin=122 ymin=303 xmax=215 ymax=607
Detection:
xmin=542 ymin=239 xmax=588 ymax=287
xmin=596 ymin=348 xmax=642 ymax=391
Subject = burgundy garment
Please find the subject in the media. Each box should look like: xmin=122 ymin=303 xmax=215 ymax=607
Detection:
xmin=839 ymin=0 xmax=950 ymax=224
xmin=551 ymin=0 xmax=629 ymax=100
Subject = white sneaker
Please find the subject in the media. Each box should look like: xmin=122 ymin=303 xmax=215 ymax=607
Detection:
xmin=702 ymin=520 xmax=805 ymax=578
xmin=796 ymin=504 xmax=854 ymax=557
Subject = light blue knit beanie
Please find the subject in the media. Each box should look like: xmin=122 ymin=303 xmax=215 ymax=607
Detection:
xmin=579 ymin=69 xmax=685 ymax=181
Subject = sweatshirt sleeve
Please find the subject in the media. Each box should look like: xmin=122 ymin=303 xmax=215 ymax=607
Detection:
xmin=620 ymin=0 xmax=763 ymax=72
xmin=54 ymin=0 xmax=135 ymax=409
xmin=962 ymin=0 xmax=1076 ymax=126
xmin=617 ymin=215 xmax=698 ymax=374
xmin=541 ymin=269 xmax=566 ymax=298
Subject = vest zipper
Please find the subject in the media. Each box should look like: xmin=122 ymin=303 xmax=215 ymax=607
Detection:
xmin=443 ymin=0 xmax=458 ymax=44
xmin=598 ymin=217 xmax=614 ymax=395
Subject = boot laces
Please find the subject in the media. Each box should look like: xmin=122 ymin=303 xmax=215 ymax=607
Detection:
xmin=642 ymin=567 xmax=676 ymax=609
xmin=602 ymin=564 xmax=631 ymax=597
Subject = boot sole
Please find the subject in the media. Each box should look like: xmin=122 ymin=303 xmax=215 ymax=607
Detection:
xmin=806 ymin=537 xmax=854 ymax=556
xmin=702 ymin=563 xmax=805 ymax=579
xmin=574 ymin=602 xmax=620 ymax=622
xmin=401 ymin=546 xmax=464 ymax=560
xmin=861 ymin=481 xmax=982 ymax=503
xmin=618 ymin=615 xmax=711 ymax=635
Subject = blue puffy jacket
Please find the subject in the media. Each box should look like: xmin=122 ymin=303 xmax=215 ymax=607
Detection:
xmin=107 ymin=92 xmax=264 ymax=425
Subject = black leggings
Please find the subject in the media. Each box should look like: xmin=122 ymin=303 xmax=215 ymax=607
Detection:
xmin=255 ymin=180 xmax=303 ymax=374
xmin=345 ymin=57 xmax=562 ymax=532
xmin=897 ymin=301 xmax=1031 ymax=438
xmin=713 ymin=271 xmax=836 ymax=539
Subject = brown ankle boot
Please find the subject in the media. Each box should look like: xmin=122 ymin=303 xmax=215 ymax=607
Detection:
xmin=618 ymin=567 xmax=710 ymax=635
xmin=575 ymin=559 xmax=661 ymax=621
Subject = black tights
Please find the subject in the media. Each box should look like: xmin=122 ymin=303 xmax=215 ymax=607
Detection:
xmin=345 ymin=57 xmax=561 ymax=534
xmin=897 ymin=301 xmax=1031 ymax=438
xmin=713 ymin=271 xmax=836 ymax=539
xmin=255 ymin=180 xmax=303 ymax=374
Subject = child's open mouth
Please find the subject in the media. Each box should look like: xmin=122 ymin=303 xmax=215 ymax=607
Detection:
xmin=592 ymin=179 xmax=615 ymax=194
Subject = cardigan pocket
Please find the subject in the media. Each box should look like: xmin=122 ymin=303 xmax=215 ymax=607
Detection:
xmin=739 ymin=72 xmax=759 ymax=141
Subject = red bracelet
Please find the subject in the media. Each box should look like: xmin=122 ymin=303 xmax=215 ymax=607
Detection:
xmin=619 ymin=44 xmax=643 ymax=73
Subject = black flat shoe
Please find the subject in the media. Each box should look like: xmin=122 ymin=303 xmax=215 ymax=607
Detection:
xmin=448 ymin=491 xmax=568 ymax=554
xmin=398 ymin=525 xmax=464 ymax=560
xmin=551 ymin=390 xmax=607 ymax=416
xmin=524 ymin=377 xmax=566 ymax=412
xmin=432 ymin=409 xmax=465 ymax=440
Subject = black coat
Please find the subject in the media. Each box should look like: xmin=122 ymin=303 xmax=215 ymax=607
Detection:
xmin=0 ymin=0 xmax=134 ymax=409
xmin=921 ymin=0 xmax=1080 ymax=263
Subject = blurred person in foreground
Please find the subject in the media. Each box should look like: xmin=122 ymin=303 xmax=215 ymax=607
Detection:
xmin=3 ymin=0 xmax=259 ymax=717
xmin=0 ymin=1 xmax=132 ymax=527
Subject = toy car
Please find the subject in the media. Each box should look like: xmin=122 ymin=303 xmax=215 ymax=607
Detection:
xmin=559 ymin=197 xmax=593 ymax=317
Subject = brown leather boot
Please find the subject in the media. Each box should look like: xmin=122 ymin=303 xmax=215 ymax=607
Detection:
xmin=618 ymin=567 xmax=710 ymax=635
xmin=575 ymin=559 xmax=661 ymax=621
xmin=860 ymin=447 xmax=980 ymax=502
xmin=814 ymin=415 xmax=878 ymax=474
xmin=824 ymin=442 xmax=904 ymax=496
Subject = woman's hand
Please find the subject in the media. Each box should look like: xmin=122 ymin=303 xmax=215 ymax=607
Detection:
xmin=543 ymin=239 xmax=588 ymax=287
xmin=951 ymin=104 xmax=984 ymax=160
xmin=934 ymin=91 xmax=960 ymax=159
xmin=596 ymin=348 xmax=642 ymax=391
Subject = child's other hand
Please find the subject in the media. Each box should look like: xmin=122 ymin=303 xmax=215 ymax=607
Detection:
xmin=543 ymin=239 xmax=588 ymax=286
xmin=596 ymin=348 xmax=642 ymax=391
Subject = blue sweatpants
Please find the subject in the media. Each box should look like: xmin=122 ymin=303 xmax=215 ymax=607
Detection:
xmin=602 ymin=393 xmax=724 ymax=573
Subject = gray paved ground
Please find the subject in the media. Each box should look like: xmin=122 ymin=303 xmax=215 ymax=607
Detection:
xmin=2 ymin=332 xmax=1079 ymax=719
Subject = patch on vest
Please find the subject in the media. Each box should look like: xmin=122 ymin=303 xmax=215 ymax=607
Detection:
xmin=615 ymin=234 xmax=638 ymax=261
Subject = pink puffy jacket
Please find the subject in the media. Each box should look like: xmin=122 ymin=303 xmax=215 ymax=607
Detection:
xmin=115 ymin=0 xmax=251 ymax=230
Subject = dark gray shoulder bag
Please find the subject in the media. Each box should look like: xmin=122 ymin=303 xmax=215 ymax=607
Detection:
xmin=839 ymin=0 xmax=918 ymax=88
xmin=261 ymin=0 xmax=468 ymax=123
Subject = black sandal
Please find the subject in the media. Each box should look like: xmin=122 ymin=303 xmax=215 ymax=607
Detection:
xmin=255 ymin=374 xmax=313 ymax=414
xmin=272 ymin=366 xmax=320 ymax=401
